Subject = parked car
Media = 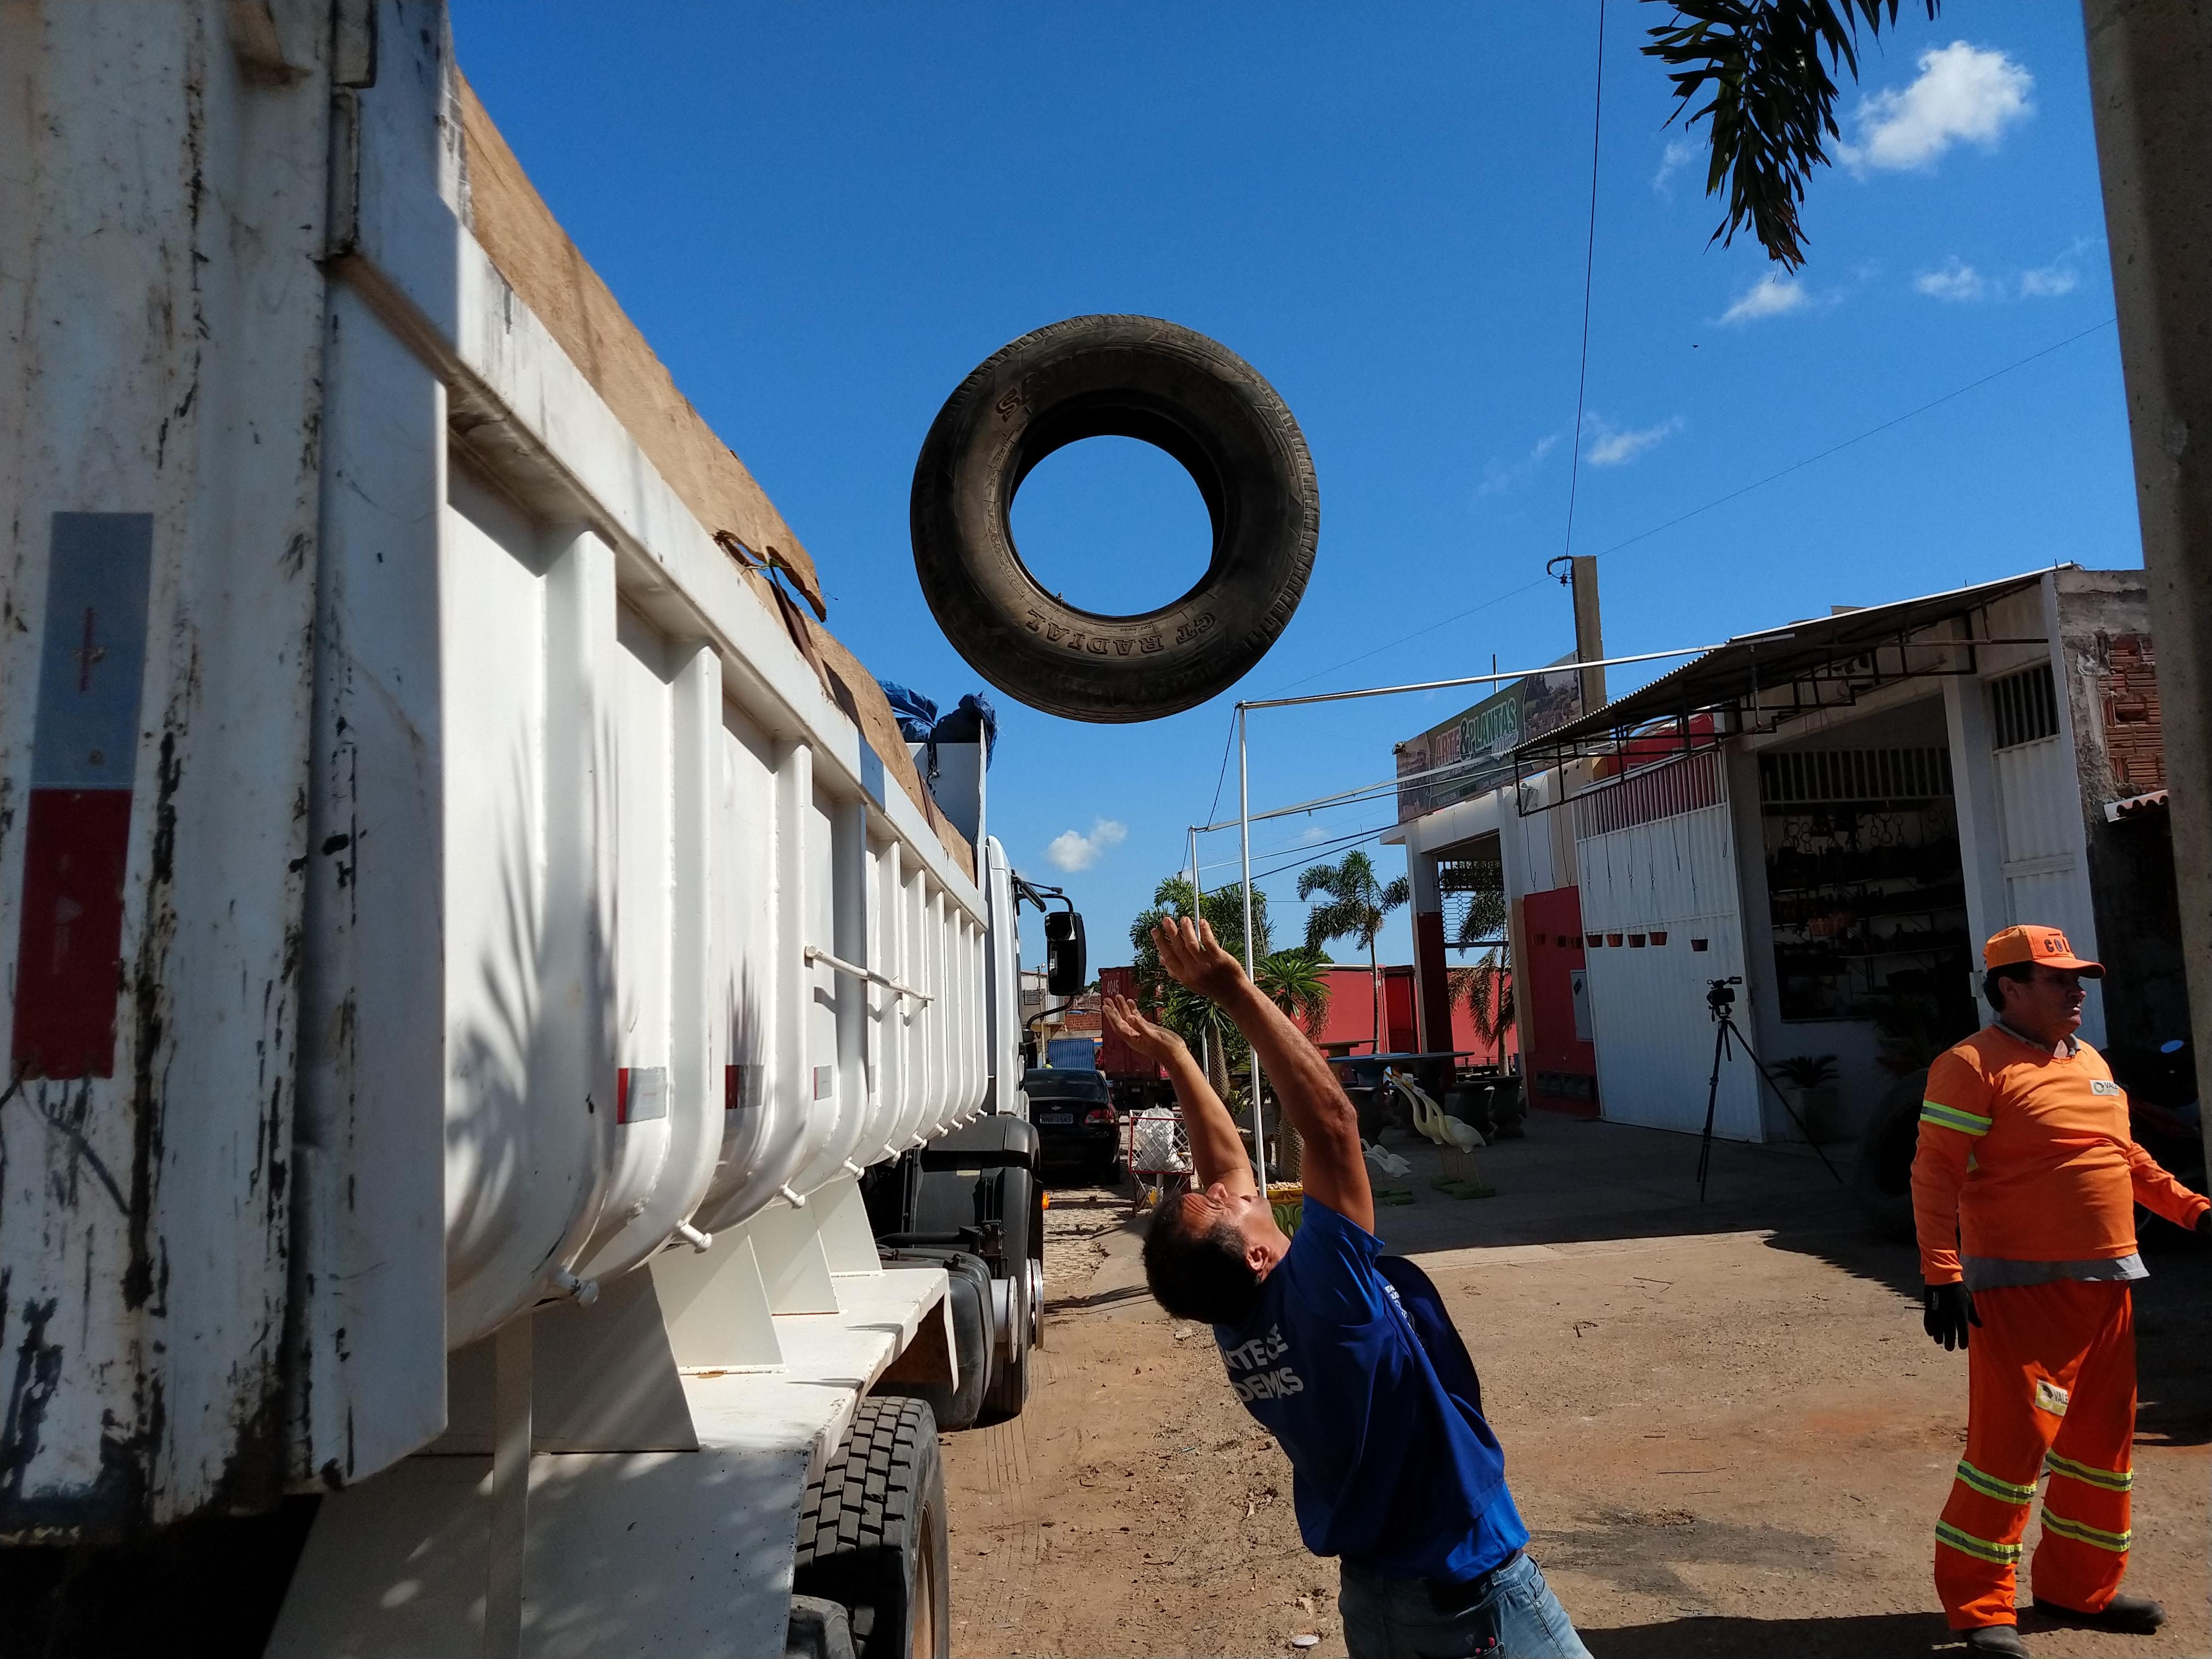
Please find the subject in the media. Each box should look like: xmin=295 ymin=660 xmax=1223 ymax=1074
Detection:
xmin=1026 ymin=1067 xmax=1122 ymax=1181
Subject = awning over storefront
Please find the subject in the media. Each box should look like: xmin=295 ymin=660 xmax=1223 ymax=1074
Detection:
xmin=1511 ymin=569 xmax=2055 ymax=790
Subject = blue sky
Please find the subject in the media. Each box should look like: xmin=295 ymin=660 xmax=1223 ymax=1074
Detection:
xmin=453 ymin=3 xmax=2135 ymax=973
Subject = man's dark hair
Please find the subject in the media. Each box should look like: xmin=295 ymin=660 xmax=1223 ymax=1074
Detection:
xmin=1142 ymin=1199 xmax=1261 ymax=1326
xmin=1983 ymin=962 xmax=2035 ymax=1013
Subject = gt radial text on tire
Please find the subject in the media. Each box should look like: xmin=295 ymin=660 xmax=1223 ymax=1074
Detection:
xmin=792 ymin=1397 xmax=951 ymax=1659
xmin=911 ymin=314 xmax=1320 ymax=723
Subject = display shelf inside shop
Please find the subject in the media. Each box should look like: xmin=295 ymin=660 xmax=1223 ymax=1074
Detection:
xmin=1762 ymin=799 xmax=1970 ymax=1023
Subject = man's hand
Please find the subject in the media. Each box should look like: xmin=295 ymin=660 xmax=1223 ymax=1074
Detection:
xmin=1923 ymin=1282 xmax=1980 ymax=1351
xmin=1102 ymin=994 xmax=1187 ymax=1068
xmin=1152 ymin=916 xmax=1248 ymax=1002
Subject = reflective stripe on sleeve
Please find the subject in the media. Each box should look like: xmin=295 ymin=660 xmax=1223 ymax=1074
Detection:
xmin=1920 ymin=1099 xmax=1992 ymax=1137
xmin=2044 ymin=1453 xmax=2132 ymax=1493
xmin=1954 ymin=1460 xmax=2036 ymax=1506
xmin=1936 ymin=1520 xmax=2022 ymax=1564
xmin=2040 ymin=1509 xmax=2130 ymax=1553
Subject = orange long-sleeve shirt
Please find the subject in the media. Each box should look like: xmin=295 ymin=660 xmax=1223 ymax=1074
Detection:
xmin=1911 ymin=1024 xmax=2209 ymax=1285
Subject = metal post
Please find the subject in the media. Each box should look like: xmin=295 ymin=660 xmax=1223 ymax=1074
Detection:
xmin=1239 ymin=706 xmax=1269 ymax=1196
xmin=2081 ymin=0 xmax=2212 ymax=1176
xmin=1189 ymin=824 xmax=1210 ymax=1082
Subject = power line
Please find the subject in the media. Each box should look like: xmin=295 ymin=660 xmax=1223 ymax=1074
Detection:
xmin=1560 ymin=0 xmax=1608 ymax=563
xmin=1203 ymin=709 xmax=1237 ymax=831
xmin=1252 ymin=829 xmax=1390 ymax=887
xmin=1592 ymin=316 xmax=2120 ymax=563
xmin=1265 ymin=317 xmax=2117 ymax=699
xmin=1270 ymin=575 xmax=1554 ymax=693
xmin=1199 ymin=815 xmax=1395 ymax=878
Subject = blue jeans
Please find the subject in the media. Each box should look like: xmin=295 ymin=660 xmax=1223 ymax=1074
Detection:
xmin=1339 ymin=1552 xmax=1592 ymax=1659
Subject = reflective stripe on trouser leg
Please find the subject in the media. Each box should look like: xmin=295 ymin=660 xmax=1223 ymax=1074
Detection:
xmin=2030 ymin=1283 xmax=2136 ymax=1616
xmin=1934 ymin=1284 xmax=2072 ymax=1631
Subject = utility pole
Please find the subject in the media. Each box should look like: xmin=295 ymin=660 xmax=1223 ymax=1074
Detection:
xmin=2080 ymin=1 xmax=2212 ymax=1175
xmin=1548 ymin=554 xmax=1607 ymax=715
xmin=1571 ymin=555 xmax=1606 ymax=715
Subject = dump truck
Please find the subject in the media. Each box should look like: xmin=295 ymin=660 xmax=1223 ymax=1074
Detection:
xmin=0 ymin=6 xmax=1070 ymax=1654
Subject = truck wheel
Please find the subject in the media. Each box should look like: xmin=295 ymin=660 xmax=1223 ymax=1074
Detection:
xmin=911 ymin=314 xmax=1319 ymax=723
xmin=1853 ymin=1068 xmax=1926 ymax=1242
xmin=979 ymin=1169 xmax=1039 ymax=1421
xmin=877 ymin=1253 xmax=991 ymax=1433
xmin=793 ymin=1397 xmax=951 ymax=1659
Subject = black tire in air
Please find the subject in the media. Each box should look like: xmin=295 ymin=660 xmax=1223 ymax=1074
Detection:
xmin=910 ymin=314 xmax=1319 ymax=723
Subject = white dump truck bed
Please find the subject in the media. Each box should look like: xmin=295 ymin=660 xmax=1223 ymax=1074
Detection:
xmin=2 ymin=6 xmax=1018 ymax=1645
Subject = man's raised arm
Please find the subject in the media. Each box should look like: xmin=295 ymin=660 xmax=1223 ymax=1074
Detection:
xmin=1100 ymin=992 xmax=1254 ymax=1198
xmin=1153 ymin=918 xmax=1373 ymax=1233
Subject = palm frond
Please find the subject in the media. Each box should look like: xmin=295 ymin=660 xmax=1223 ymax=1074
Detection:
xmin=1641 ymin=0 xmax=1940 ymax=269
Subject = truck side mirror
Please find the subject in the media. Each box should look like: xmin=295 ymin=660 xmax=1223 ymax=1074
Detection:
xmin=1045 ymin=910 xmax=1086 ymax=996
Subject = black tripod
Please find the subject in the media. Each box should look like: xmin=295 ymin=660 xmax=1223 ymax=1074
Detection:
xmin=1695 ymin=977 xmax=1844 ymax=1201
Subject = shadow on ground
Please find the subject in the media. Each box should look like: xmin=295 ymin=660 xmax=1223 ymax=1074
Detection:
xmin=1363 ymin=1107 xmax=2212 ymax=1448
xmin=1583 ymin=1610 xmax=1959 ymax=1657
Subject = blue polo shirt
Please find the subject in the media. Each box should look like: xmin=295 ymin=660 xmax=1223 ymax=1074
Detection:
xmin=1214 ymin=1196 xmax=1526 ymax=1582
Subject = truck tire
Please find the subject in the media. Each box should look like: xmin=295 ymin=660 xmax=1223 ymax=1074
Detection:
xmin=793 ymin=1397 xmax=951 ymax=1659
xmin=979 ymin=1167 xmax=1040 ymax=1422
xmin=876 ymin=1252 xmax=992 ymax=1433
xmin=1853 ymin=1068 xmax=1927 ymax=1242
xmin=787 ymin=1596 xmax=860 ymax=1659
xmin=911 ymin=315 xmax=1319 ymax=723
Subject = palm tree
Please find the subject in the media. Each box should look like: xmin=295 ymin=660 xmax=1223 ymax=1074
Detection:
xmin=1255 ymin=945 xmax=1332 ymax=1037
xmin=1443 ymin=861 xmax=1514 ymax=1050
xmin=1297 ymin=850 xmax=1410 ymax=1052
xmin=1129 ymin=874 xmax=1272 ymax=1097
xmin=1130 ymin=874 xmax=1268 ymax=984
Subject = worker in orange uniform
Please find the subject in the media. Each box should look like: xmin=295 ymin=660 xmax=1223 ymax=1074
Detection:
xmin=1912 ymin=925 xmax=2210 ymax=1657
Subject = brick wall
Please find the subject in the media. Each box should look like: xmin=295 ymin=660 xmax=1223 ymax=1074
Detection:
xmin=2098 ymin=631 xmax=2165 ymax=793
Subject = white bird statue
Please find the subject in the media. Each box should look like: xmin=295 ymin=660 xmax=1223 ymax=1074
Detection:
xmin=1363 ymin=1139 xmax=1412 ymax=1180
xmin=1436 ymin=1112 xmax=1486 ymax=1155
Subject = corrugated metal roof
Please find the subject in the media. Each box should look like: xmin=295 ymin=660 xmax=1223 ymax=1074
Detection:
xmin=1519 ymin=569 xmax=2056 ymax=754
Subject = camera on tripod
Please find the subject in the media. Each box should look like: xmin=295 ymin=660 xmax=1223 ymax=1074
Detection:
xmin=1690 ymin=971 xmax=1842 ymax=1202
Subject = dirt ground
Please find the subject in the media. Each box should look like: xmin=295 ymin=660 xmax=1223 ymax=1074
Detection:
xmin=940 ymin=1113 xmax=2212 ymax=1658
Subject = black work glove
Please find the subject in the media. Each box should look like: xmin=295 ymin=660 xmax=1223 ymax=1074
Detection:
xmin=1923 ymin=1282 xmax=1980 ymax=1351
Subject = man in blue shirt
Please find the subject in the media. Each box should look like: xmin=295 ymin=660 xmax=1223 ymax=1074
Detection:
xmin=1103 ymin=917 xmax=1591 ymax=1659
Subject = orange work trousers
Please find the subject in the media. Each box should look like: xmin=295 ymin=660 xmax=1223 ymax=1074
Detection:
xmin=1934 ymin=1279 xmax=2136 ymax=1630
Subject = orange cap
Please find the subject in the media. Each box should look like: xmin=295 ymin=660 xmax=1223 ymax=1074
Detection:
xmin=1983 ymin=924 xmax=2103 ymax=978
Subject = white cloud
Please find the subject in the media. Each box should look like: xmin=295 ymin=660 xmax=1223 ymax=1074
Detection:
xmin=1583 ymin=415 xmax=1684 ymax=468
xmin=1652 ymin=137 xmax=1697 ymax=196
xmin=1720 ymin=273 xmax=1809 ymax=324
xmin=1841 ymin=42 xmax=2033 ymax=174
xmin=2019 ymin=236 xmax=2096 ymax=298
xmin=1475 ymin=430 xmax=1562 ymax=498
xmin=1044 ymin=818 xmax=1126 ymax=872
xmin=1915 ymin=257 xmax=1988 ymax=301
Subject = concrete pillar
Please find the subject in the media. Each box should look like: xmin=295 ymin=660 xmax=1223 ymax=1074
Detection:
xmin=2081 ymin=1 xmax=2212 ymax=1153
xmin=1943 ymin=669 xmax=2009 ymax=1000
xmin=1406 ymin=847 xmax=1453 ymax=1053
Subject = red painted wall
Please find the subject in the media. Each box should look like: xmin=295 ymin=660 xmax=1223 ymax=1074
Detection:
xmin=1521 ymin=887 xmax=1599 ymax=1116
xmin=1306 ymin=964 xmax=1509 ymax=1064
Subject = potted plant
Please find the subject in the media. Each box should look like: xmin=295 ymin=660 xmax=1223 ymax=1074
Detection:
xmin=1773 ymin=1054 xmax=1841 ymax=1143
